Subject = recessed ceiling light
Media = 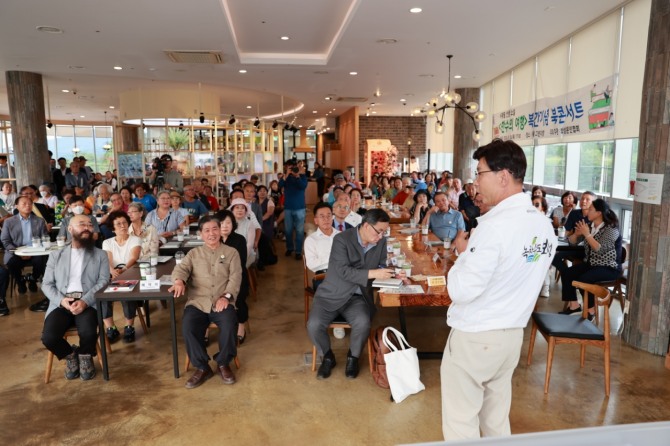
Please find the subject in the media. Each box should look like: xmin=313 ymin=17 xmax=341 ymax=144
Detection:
xmin=239 ymin=69 xmax=247 ymax=73
xmin=246 ymin=105 xmax=252 ymax=109
xmin=400 ymin=99 xmax=407 ymax=102
xmin=113 ymin=66 xmax=123 ymax=70
xmin=371 ymin=111 xmax=377 ymax=114
xmin=61 ymin=89 xmax=69 ymax=93
xmin=36 ymin=26 xmax=63 ymax=34
xmin=376 ymin=39 xmax=398 ymax=44
xmin=314 ymin=70 xmax=329 ymax=75
xmin=325 ymin=96 xmax=332 ymax=101
xmin=148 ymin=67 xmax=156 ymax=71
xmin=312 ymin=110 xmax=317 ymax=114
xmin=454 ymin=75 xmax=462 ymax=79
xmin=280 ymin=36 xmax=289 ymax=40
xmin=409 ymin=7 xmax=422 ymax=13
xmin=80 ymin=115 xmax=85 ymax=118
xmin=418 ymin=74 xmax=435 ymax=78
xmin=109 ymin=106 xmax=115 ymax=109
xmin=349 ymin=71 xmax=358 ymax=76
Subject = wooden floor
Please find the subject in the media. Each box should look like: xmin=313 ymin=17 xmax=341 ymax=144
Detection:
xmin=0 ymin=240 xmax=669 ymax=445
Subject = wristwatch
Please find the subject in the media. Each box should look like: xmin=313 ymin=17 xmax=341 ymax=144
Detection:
xmin=222 ymin=293 xmax=232 ymax=300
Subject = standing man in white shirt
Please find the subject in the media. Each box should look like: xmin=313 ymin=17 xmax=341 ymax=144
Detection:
xmin=441 ymin=139 xmax=557 ymax=440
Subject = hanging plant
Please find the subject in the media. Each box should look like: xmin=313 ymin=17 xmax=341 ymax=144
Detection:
xmin=167 ymin=127 xmax=190 ymax=150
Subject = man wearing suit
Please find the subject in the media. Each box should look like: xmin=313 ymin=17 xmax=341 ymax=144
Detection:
xmin=1 ymin=196 xmax=49 ymax=305
xmin=307 ymin=208 xmax=395 ymax=380
xmin=0 ymin=155 xmax=15 ymax=179
xmin=332 ymin=195 xmax=354 ymax=232
xmin=52 ymin=157 xmax=71 ymax=198
xmin=40 ymin=214 xmax=110 ymax=381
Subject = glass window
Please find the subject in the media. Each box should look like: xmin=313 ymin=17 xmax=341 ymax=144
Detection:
xmin=544 ymin=143 xmax=566 ymax=187
xmin=577 ymin=141 xmax=614 ymax=195
xmin=521 ymin=145 xmax=534 ymax=183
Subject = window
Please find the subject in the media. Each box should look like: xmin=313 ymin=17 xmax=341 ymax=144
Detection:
xmin=522 ymin=145 xmax=534 ymax=183
xmin=544 ymin=144 xmax=566 ymax=187
xmin=577 ymin=141 xmax=614 ymax=195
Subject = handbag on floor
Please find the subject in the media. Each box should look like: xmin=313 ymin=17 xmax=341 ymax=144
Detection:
xmin=382 ymin=326 xmax=425 ymax=403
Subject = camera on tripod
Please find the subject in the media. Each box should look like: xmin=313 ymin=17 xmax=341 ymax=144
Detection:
xmin=152 ymin=154 xmax=172 ymax=189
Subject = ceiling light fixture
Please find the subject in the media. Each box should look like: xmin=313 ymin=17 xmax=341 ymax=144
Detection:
xmin=179 ymin=121 xmax=184 ymax=129
xmin=72 ymin=119 xmax=79 ymax=153
xmin=62 ymin=89 xmax=69 ymax=93
xmin=199 ymin=112 xmax=205 ymax=124
xmin=113 ymin=66 xmax=123 ymax=70
xmin=284 ymin=123 xmax=290 ymax=131
xmin=109 ymin=106 xmax=115 ymax=109
xmin=349 ymin=71 xmax=358 ymax=76
xmin=229 ymin=115 xmax=236 ymax=125
xmin=280 ymin=36 xmax=289 ymax=40
xmin=103 ymin=111 xmax=112 ymax=150
xmin=239 ymin=69 xmax=247 ymax=74
xmin=409 ymin=7 xmax=422 ymax=13
xmin=425 ymin=54 xmax=487 ymax=141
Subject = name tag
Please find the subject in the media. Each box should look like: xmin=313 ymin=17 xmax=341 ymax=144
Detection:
xmin=140 ymin=280 xmax=161 ymax=291
xmin=427 ymin=275 xmax=447 ymax=287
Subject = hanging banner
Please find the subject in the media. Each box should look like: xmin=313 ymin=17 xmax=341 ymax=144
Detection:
xmin=492 ymin=76 xmax=615 ymax=142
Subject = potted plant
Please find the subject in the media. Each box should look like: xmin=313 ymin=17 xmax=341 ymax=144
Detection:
xmin=167 ymin=127 xmax=190 ymax=150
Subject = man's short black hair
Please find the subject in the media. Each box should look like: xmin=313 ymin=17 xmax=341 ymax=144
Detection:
xmin=69 ymin=195 xmax=85 ymax=204
xmin=58 ymin=157 xmax=66 ymax=162
xmin=313 ymin=202 xmax=332 ymax=215
xmin=473 ymin=138 xmax=526 ymax=181
xmin=0 ymin=155 xmax=7 ymax=161
xmin=361 ymin=208 xmax=390 ymax=226
xmin=198 ymin=214 xmax=221 ymax=231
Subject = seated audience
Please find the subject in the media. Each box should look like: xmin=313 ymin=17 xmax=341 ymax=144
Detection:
xmin=58 ymin=195 xmax=101 ymax=242
xmin=38 ymin=183 xmax=58 ymax=209
xmin=560 ymin=199 xmax=622 ymax=319
xmin=565 ymin=191 xmax=596 ymax=236
xmin=170 ymin=216 xmax=242 ymax=389
xmin=332 ymin=196 xmax=355 ymax=231
xmin=459 ymin=182 xmax=479 ymax=232
xmin=306 ymin=209 xmax=394 ymax=380
xmin=119 ymin=186 xmax=133 ymax=212
xmin=1 ymin=195 xmax=49 ymax=312
xmin=101 ymin=211 xmax=142 ymax=343
xmin=146 ymin=191 xmax=187 ymax=238
xmin=229 ymin=198 xmax=260 ymax=267
xmin=133 ymin=183 xmax=157 ymax=213
xmin=349 ymin=188 xmax=366 ymax=217
xmin=203 ymin=185 xmax=219 ymax=212
xmin=422 ymin=191 xmax=465 ymax=241
xmin=127 ymin=202 xmax=159 ymax=258
xmin=257 ymin=185 xmax=275 ymax=241
xmin=304 ymin=202 xmax=339 ymax=275
xmin=181 ymin=184 xmax=208 ymax=222
xmin=218 ymin=210 xmax=250 ymax=345
xmin=40 ymin=215 xmax=109 ymax=380
xmin=550 ymin=191 xmax=578 ymax=229
xmin=405 ymin=189 xmax=430 ymax=223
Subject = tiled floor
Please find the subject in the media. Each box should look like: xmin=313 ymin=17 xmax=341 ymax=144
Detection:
xmin=0 ymin=243 xmax=669 ymax=445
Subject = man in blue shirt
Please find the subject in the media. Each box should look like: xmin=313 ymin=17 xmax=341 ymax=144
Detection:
xmin=133 ymin=183 xmax=157 ymax=212
xmin=423 ymin=191 xmax=466 ymax=241
xmin=181 ymin=185 xmax=208 ymax=222
xmin=283 ymin=163 xmax=307 ymax=260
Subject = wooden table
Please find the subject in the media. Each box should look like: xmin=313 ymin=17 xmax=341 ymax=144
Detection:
xmin=94 ymin=260 xmax=180 ymax=380
xmin=159 ymin=235 xmax=204 ymax=256
xmin=378 ymin=225 xmax=455 ymax=358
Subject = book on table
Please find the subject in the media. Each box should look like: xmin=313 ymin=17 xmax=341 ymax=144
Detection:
xmin=372 ymin=278 xmax=403 ymax=288
xmin=104 ymin=280 xmax=139 ymax=293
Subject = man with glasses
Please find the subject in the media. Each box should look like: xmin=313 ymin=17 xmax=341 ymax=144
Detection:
xmin=307 ymin=208 xmax=394 ymax=380
xmin=332 ymin=195 xmax=355 ymax=232
xmin=181 ymin=185 xmax=208 ymax=223
xmin=441 ymin=139 xmax=556 ymax=441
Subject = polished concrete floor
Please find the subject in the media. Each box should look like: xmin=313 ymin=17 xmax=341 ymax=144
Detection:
xmin=1 ymin=240 xmax=669 ymax=446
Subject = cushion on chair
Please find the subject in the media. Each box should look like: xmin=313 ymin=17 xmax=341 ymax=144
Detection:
xmin=532 ymin=312 xmax=605 ymax=341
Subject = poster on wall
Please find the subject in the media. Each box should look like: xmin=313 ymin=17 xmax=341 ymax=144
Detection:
xmin=634 ymin=173 xmax=663 ymax=205
xmin=492 ymin=76 xmax=616 ymax=143
xmin=365 ymin=139 xmax=399 ymax=185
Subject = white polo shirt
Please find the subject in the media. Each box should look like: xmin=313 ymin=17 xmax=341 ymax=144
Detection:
xmin=304 ymin=227 xmax=340 ymax=272
xmin=446 ymin=192 xmax=557 ymax=332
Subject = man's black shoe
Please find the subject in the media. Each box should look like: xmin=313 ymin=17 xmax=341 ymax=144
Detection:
xmin=345 ymin=352 xmax=359 ymax=379
xmin=295 ymin=253 xmax=302 ymax=261
xmin=28 ymin=280 xmax=38 ymax=292
xmin=17 ymin=281 xmax=27 ymax=295
xmin=285 ymin=250 xmax=293 ymax=257
xmin=317 ymin=350 xmax=336 ymax=380
xmin=29 ymin=298 xmax=49 ymax=313
xmin=0 ymin=298 xmax=9 ymax=316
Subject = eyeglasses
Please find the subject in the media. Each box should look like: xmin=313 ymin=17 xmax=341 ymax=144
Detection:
xmin=533 ymin=203 xmax=541 ymax=208
xmin=333 ymin=205 xmax=350 ymax=210
xmin=474 ymin=169 xmax=494 ymax=178
xmin=368 ymin=224 xmax=385 ymax=237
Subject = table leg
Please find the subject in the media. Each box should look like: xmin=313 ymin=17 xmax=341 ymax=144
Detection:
xmin=168 ymin=297 xmax=180 ymax=378
xmin=98 ymin=306 xmax=110 ymax=380
xmin=144 ymin=300 xmax=151 ymax=328
xmin=398 ymin=307 xmax=408 ymax=341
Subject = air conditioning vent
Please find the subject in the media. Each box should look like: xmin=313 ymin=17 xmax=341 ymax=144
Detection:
xmin=164 ymin=51 xmax=224 ymax=64
xmin=336 ymin=97 xmax=368 ymax=103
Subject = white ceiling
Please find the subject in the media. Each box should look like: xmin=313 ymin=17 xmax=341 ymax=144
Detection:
xmin=0 ymin=0 xmax=627 ymax=128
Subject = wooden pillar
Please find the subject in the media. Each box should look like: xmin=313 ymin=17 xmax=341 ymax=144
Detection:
xmin=624 ymin=0 xmax=670 ymax=356
xmin=453 ymin=88 xmax=480 ymax=181
xmin=117 ymin=125 xmax=139 ymax=152
xmin=5 ymin=71 xmax=50 ymax=186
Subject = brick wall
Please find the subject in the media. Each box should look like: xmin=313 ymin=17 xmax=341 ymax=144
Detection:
xmin=358 ymin=116 xmax=426 ymax=176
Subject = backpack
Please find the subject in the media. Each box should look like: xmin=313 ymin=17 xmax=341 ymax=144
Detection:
xmin=370 ymin=326 xmax=400 ymax=389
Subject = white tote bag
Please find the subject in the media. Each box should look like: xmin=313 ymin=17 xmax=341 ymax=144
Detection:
xmin=382 ymin=327 xmax=425 ymax=403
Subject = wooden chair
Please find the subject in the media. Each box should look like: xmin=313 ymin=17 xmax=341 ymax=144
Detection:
xmin=596 ymin=245 xmax=628 ymax=311
xmin=527 ymin=281 xmax=612 ymax=396
xmin=311 ymin=316 xmax=374 ymax=373
xmin=302 ymin=257 xmax=325 ymax=325
xmin=184 ymin=322 xmax=241 ymax=372
xmin=247 ymin=266 xmax=257 ymax=296
xmin=45 ymin=326 xmax=111 ymax=384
